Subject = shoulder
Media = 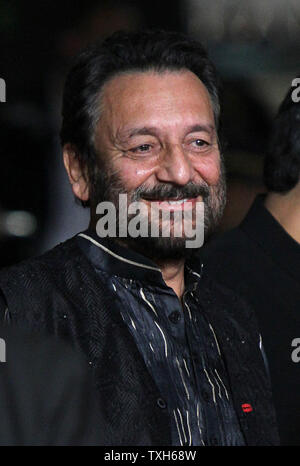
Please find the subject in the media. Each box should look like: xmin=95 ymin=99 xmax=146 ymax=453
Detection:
xmin=0 ymin=236 xmax=81 ymax=284
xmin=200 ymin=269 xmax=256 ymax=321
xmin=201 ymin=226 xmax=251 ymax=260
xmin=0 ymin=236 xmax=87 ymax=329
xmin=195 ymin=225 xmax=260 ymax=294
xmin=191 ymin=266 xmax=261 ymax=349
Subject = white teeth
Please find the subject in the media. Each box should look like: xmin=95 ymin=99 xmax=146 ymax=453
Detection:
xmin=167 ymin=199 xmax=188 ymax=205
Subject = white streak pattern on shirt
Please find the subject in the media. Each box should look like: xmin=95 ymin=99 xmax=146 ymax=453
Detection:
xmin=154 ymin=321 xmax=168 ymax=358
xmin=186 ymin=410 xmax=192 ymax=446
xmin=213 ymin=373 xmax=222 ymax=398
xmin=177 ymin=408 xmax=187 ymax=444
xmin=173 ymin=410 xmax=183 ymax=446
xmin=183 ymin=358 xmax=190 ymax=377
xmin=140 ymin=288 xmax=158 ymax=317
xmin=184 ymin=301 xmax=192 ymax=320
xmin=149 ymin=342 xmax=155 ymax=353
xmin=196 ymin=402 xmax=206 ymax=446
xmin=176 ymin=357 xmax=190 ymax=400
xmin=209 ymin=323 xmax=221 ymax=356
xmin=203 ymin=367 xmax=216 ymax=404
xmin=130 ymin=317 xmax=137 ymax=330
xmin=214 ymin=368 xmax=229 ymax=400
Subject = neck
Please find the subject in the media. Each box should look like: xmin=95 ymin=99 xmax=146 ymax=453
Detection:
xmin=88 ymin=220 xmax=187 ymax=298
xmin=264 ymin=184 xmax=300 ymax=244
xmin=157 ymin=258 xmax=186 ymax=300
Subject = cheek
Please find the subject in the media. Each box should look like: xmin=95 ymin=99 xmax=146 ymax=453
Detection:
xmin=193 ymin=155 xmax=221 ymax=186
xmin=114 ymin=159 xmax=156 ymax=191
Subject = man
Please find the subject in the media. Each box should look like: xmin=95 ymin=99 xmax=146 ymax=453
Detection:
xmin=200 ymin=81 xmax=300 ymax=445
xmin=0 ymin=30 xmax=279 ymax=445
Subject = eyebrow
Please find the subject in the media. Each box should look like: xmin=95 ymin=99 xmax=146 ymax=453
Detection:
xmin=122 ymin=123 xmax=215 ymax=140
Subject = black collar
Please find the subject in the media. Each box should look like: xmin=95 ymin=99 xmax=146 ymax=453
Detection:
xmin=240 ymin=194 xmax=300 ymax=284
xmin=77 ymin=230 xmax=200 ymax=291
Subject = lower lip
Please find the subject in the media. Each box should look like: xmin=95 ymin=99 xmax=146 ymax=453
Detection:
xmin=143 ymin=197 xmax=199 ymax=211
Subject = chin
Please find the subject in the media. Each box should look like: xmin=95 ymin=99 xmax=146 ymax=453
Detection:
xmin=123 ymin=235 xmax=199 ymax=262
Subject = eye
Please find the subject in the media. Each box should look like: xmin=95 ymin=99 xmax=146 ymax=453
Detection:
xmin=125 ymin=140 xmax=159 ymax=159
xmin=192 ymin=139 xmax=209 ymax=147
xmin=130 ymin=144 xmax=152 ymax=153
xmin=188 ymin=138 xmax=212 ymax=153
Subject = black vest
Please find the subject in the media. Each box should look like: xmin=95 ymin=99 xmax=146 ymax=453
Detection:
xmin=0 ymin=237 xmax=279 ymax=445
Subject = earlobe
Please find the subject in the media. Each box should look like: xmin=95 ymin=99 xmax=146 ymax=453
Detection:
xmin=63 ymin=144 xmax=90 ymax=202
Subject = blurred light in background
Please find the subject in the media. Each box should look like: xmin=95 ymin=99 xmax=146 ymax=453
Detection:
xmin=0 ymin=210 xmax=37 ymax=238
xmin=187 ymin=0 xmax=300 ymax=46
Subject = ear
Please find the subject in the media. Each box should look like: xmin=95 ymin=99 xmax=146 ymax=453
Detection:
xmin=63 ymin=144 xmax=89 ymax=202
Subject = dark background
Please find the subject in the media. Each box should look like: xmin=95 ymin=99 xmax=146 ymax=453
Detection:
xmin=0 ymin=0 xmax=299 ymax=267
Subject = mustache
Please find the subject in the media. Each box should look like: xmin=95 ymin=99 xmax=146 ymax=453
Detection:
xmin=131 ymin=182 xmax=210 ymax=202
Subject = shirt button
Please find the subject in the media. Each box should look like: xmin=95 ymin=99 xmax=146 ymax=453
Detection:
xmin=201 ymin=390 xmax=210 ymax=402
xmin=210 ymin=437 xmax=219 ymax=445
xmin=192 ymin=351 xmax=199 ymax=362
xmin=168 ymin=311 xmax=181 ymax=324
xmin=157 ymin=398 xmax=167 ymax=409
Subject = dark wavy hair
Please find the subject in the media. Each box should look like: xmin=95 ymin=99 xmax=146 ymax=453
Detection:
xmin=60 ymin=30 xmax=222 ymax=204
xmin=264 ymin=79 xmax=300 ymax=193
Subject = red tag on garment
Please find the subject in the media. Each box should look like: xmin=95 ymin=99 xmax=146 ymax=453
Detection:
xmin=241 ymin=403 xmax=253 ymax=413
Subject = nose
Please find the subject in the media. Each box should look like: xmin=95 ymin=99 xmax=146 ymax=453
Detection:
xmin=155 ymin=144 xmax=193 ymax=186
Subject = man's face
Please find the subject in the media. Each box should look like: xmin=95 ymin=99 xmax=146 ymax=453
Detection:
xmin=90 ymin=70 xmax=225 ymax=259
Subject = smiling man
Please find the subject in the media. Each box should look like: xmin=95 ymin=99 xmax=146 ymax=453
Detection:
xmin=64 ymin=67 xmax=226 ymax=295
xmin=0 ymin=30 xmax=279 ymax=445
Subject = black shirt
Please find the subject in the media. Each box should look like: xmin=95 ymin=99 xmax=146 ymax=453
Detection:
xmin=200 ymin=194 xmax=300 ymax=445
xmin=0 ymin=232 xmax=280 ymax=445
xmin=77 ymin=230 xmax=245 ymax=446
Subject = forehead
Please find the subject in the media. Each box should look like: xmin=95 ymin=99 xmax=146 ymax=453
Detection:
xmin=100 ymin=70 xmax=215 ymax=134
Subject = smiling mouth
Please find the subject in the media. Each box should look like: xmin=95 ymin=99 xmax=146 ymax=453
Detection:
xmin=141 ymin=196 xmax=200 ymax=210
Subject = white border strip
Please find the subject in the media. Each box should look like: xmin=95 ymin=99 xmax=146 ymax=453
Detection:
xmin=78 ymin=233 xmax=161 ymax=272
